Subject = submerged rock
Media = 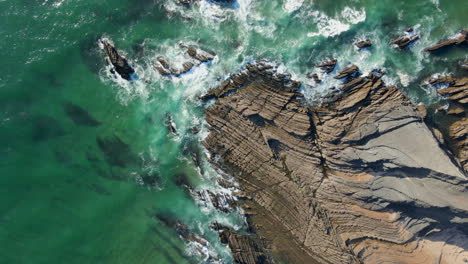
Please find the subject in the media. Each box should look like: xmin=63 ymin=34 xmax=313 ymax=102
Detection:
xmin=99 ymin=38 xmax=136 ymax=80
xmin=96 ymin=136 xmax=137 ymax=168
xmin=63 ymin=102 xmax=101 ymax=127
xmin=203 ymin=61 xmax=468 ymax=264
xmin=391 ymin=29 xmax=420 ymax=49
xmin=425 ymin=29 xmax=468 ymax=52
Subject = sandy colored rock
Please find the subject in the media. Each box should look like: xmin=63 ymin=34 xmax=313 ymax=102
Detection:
xmin=425 ymin=30 xmax=468 ymax=52
xmin=203 ymin=61 xmax=468 ymax=264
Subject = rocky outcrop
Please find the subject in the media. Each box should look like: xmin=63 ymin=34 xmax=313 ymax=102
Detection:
xmin=391 ymin=29 xmax=419 ymax=49
xmin=307 ymin=73 xmax=322 ymax=83
xmin=424 ymin=30 xmax=468 ymax=52
xmin=356 ymin=40 xmax=372 ymax=50
xmin=203 ymin=61 xmax=468 ymax=263
xmin=429 ymin=75 xmax=468 ymax=105
xmin=211 ymin=223 xmax=273 ymax=264
xmin=316 ymin=58 xmax=337 ymax=73
xmin=334 ymin=64 xmax=360 ymax=79
xmin=450 ymin=118 xmax=468 ymax=172
xmin=154 ymin=43 xmax=215 ymax=77
xmin=99 ymin=38 xmax=136 ymax=80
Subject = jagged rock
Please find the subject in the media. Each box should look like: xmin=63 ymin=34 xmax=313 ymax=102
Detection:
xmin=430 ymin=75 xmax=468 ymax=105
xmin=180 ymin=43 xmax=215 ymax=63
xmin=391 ymin=30 xmax=420 ymax=49
xmin=211 ymin=223 xmax=272 ymax=264
xmin=416 ymin=104 xmax=427 ymax=119
xmin=447 ymin=105 xmax=465 ymax=115
xmin=154 ymin=44 xmax=214 ymax=77
xmin=316 ymin=58 xmax=337 ymax=73
xmin=156 ymin=214 xmax=218 ymax=261
xmin=203 ymin=61 xmax=468 ymax=264
xmin=165 ymin=113 xmax=178 ymax=135
xmin=334 ymin=64 xmax=360 ymax=80
xmin=178 ymin=0 xmax=193 ymax=5
xmin=154 ymin=56 xmax=173 ymax=76
xmin=307 ymin=73 xmax=322 ymax=83
xmin=462 ymin=62 xmax=468 ymax=70
xmin=425 ymin=30 xmax=468 ymax=52
xmin=450 ymin=118 xmax=468 ymax=172
xmin=356 ymin=40 xmax=372 ymax=50
xmin=192 ymin=189 xmax=237 ymax=213
xmin=63 ymin=102 xmax=101 ymax=127
xmin=99 ymin=38 xmax=136 ymax=80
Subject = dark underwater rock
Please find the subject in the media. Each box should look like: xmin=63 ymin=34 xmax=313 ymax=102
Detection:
xmin=96 ymin=136 xmax=137 ymax=167
xmin=100 ymin=38 xmax=136 ymax=80
xmin=64 ymin=102 xmax=101 ymax=127
xmin=32 ymin=115 xmax=65 ymax=142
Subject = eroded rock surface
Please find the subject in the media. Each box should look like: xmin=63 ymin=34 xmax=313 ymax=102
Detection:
xmin=99 ymin=38 xmax=136 ymax=80
xmin=154 ymin=43 xmax=215 ymax=77
xmin=356 ymin=40 xmax=372 ymax=50
xmin=203 ymin=61 xmax=468 ymax=263
xmin=316 ymin=58 xmax=337 ymax=74
xmin=391 ymin=29 xmax=420 ymax=49
xmin=450 ymin=118 xmax=468 ymax=172
xmin=431 ymin=75 xmax=468 ymax=105
xmin=424 ymin=30 xmax=468 ymax=52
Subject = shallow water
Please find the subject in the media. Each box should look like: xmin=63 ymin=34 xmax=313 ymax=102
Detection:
xmin=0 ymin=0 xmax=466 ymax=263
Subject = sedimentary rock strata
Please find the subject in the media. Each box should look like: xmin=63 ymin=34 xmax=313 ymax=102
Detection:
xmin=425 ymin=30 xmax=468 ymax=52
xmin=203 ymin=61 xmax=468 ymax=263
xmin=432 ymin=75 xmax=468 ymax=105
xmin=450 ymin=118 xmax=468 ymax=173
xmin=356 ymin=40 xmax=372 ymax=50
xmin=316 ymin=58 xmax=337 ymax=73
xmin=391 ymin=29 xmax=419 ymax=49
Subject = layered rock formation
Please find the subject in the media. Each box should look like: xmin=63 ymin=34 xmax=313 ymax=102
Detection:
xmin=203 ymin=61 xmax=468 ymax=263
xmin=424 ymin=30 xmax=468 ymax=52
xmin=356 ymin=40 xmax=372 ymax=50
xmin=391 ymin=29 xmax=419 ymax=49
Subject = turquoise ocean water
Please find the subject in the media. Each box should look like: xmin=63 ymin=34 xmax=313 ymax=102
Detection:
xmin=0 ymin=0 xmax=466 ymax=263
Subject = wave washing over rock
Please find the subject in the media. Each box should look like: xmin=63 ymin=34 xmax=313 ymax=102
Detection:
xmin=202 ymin=61 xmax=468 ymax=263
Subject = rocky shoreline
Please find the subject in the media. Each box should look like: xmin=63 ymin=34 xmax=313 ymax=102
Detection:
xmin=202 ymin=61 xmax=468 ymax=263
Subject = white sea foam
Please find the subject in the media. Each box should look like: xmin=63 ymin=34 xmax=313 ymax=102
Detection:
xmin=307 ymin=7 xmax=366 ymax=38
xmin=283 ymin=0 xmax=304 ymax=13
xmin=397 ymin=71 xmax=412 ymax=87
